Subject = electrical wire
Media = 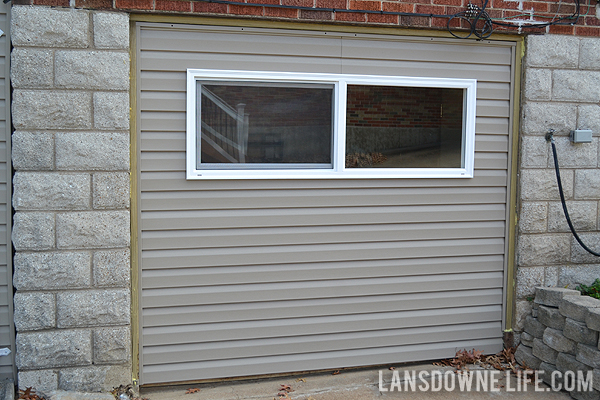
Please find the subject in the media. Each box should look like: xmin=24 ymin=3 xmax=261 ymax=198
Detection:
xmin=546 ymin=131 xmax=600 ymax=258
xmin=190 ymin=0 xmax=585 ymax=39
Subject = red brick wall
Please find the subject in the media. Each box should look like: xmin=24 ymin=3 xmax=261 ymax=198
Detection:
xmin=13 ymin=0 xmax=599 ymax=36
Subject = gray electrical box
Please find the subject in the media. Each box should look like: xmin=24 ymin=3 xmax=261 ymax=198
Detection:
xmin=570 ymin=129 xmax=593 ymax=143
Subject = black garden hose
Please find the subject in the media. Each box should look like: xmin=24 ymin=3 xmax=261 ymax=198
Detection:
xmin=546 ymin=131 xmax=600 ymax=257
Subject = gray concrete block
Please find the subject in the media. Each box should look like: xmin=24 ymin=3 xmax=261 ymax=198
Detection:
xmin=515 ymin=344 xmax=542 ymax=369
xmin=526 ymin=35 xmax=579 ymax=68
xmin=521 ymin=331 xmax=535 ymax=347
xmin=92 ymin=172 xmax=130 ymax=210
xmin=539 ymin=305 xmax=567 ymax=330
xmin=525 ymin=315 xmax=546 ymax=338
xmin=516 ymin=266 xmax=545 ymax=298
xmin=549 ymin=137 xmax=598 ymax=169
xmin=12 ymin=212 xmax=55 ymax=250
xmin=11 ymin=5 xmax=90 ymax=48
xmin=93 ymin=326 xmax=130 ymax=363
xmin=546 ymin=266 xmax=559 ymax=288
xmin=578 ymin=105 xmax=600 ymax=134
xmin=557 ymin=352 xmax=591 ymax=374
xmin=13 ymin=292 xmax=55 ymax=331
xmin=580 ymin=38 xmax=600 ymax=70
xmin=55 ymin=51 xmax=129 ymax=90
xmin=57 ymin=289 xmax=130 ymax=328
xmin=524 ymin=68 xmax=552 ymax=101
xmin=560 ymin=266 xmax=600 ymax=288
xmin=13 ymin=172 xmax=91 ymax=211
xmin=56 ymin=211 xmax=130 ymax=249
xmin=535 ymin=286 xmax=581 ymax=307
xmin=571 ymin=233 xmax=600 ymax=264
xmin=515 ymin=300 xmax=533 ymax=331
xmin=522 ymin=102 xmax=577 ymax=136
xmin=553 ymin=70 xmax=600 ymax=103
xmin=565 ymin=318 xmax=599 ymax=346
xmin=13 ymin=251 xmax=91 ymax=290
xmin=520 ymin=168 xmax=574 ymax=201
xmin=93 ymin=12 xmax=129 ymax=49
xmin=578 ymin=343 xmax=600 ymax=369
xmin=93 ymin=249 xmax=130 ymax=287
xmin=520 ymin=136 xmax=550 ymax=168
xmin=93 ymin=92 xmax=129 ymax=130
xmin=57 ymin=364 xmax=132 ymax=392
xmin=11 ymin=48 xmax=53 ymax=88
xmin=549 ymin=201 xmax=598 ymax=233
xmin=12 ymin=90 xmax=92 ymax=130
xmin=533 ymin=337 xmax=559 ymax=364
xmin=543 ymin=327 xmax=576 ymax=353
xmin=18 ymin=369 xmax=58 ymax=395
xmin=12 ymin=132 xmax=54 ymax=171
xmin=575 ymin=170 xmax=600 ymax=200
xmin=519 ymin=202 xmax=548 ymax=233
xmin=16 ymin=330 xmax=92 ymax=369
xmin=55 ymin=132 xmax=129 ymax=171
xmin=561 ymin=296 xmax=600 ymax=322
xmin=517 ymin=235 xmax=571 ymax=267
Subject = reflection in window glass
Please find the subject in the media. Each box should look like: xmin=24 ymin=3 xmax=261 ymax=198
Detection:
xmin=198 ymin=82 xmax=333 ymax=168
xmin=345 ymin=85 xmax=465 ymax=169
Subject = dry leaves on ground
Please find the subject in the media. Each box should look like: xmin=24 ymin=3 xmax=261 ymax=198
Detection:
xmin=277 ymin=383 xmax=293 ymax=399
xmin=434 ymin=347 xmax=518 ymax=372
xmin=185 ymin=388 xmax=201 ymax=394
xmin=17 ymin=387 xmax=46 ymax=400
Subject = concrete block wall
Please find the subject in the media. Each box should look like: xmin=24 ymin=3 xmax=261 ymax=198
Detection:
xmin=516 ymin=35 xmax=600 ymax=334
xmin=516 ymin=287 xmax=600 ymax=398
xmin=10 ymin=5 xmax=132 ymax=393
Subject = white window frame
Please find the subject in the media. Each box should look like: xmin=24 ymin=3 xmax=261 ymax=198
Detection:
xmin=186 ymin=69 xmax=477 ymax=180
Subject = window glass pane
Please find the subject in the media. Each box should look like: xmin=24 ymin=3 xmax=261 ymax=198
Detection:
xmin=198 ymin=82 xmax=333 ymax=168
xmin=345 ymin=85 xmax=465 ymax=169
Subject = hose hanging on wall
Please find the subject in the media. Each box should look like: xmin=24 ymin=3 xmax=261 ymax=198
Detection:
xmin=546 ymin=130 xmax=600 ymax=257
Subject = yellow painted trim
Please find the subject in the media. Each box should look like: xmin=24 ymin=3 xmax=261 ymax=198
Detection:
xmin=129 ymin=13 xmax=522 ymax=42
xmin=504 ymin=36 xmax=524 ymax=332
xmin=129 ymin=20 xmax=141 ymax=385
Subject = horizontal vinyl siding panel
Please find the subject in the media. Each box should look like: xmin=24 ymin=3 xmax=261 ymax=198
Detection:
xmin=143 ymin=304 xmax=502 ymax=346
xmin=140 ymin=204 xmax=507 ymax=232
xmin=140 ymin=221 xmax=506 ymax=250
xmin=140 ymin=51 xmax=344 ymax=74
xmin=341 ymin=36 xmax=512 ymax=66
xmin=143 ymin=288 xmax=503 ymax=327
xmin=139 ymin=170 xmax=509 ymax=191
xmin=142 ymin=255 xmax=504 ymax=290
xmin=142 ymin=271 xmax=503 ymax=308
xmin=140 ymin=238 xmax=506 ymax=270
xmin=142 ymin=337 xmax=502 ymax=383
xmin=139 ymin=187 xmax=508 ymax=210
xmin=140 ymin=26 xmax=343 ymax=58
xmin=143 ymin=321 xmax=501 ymax=366
xmin=138 ymin=23 xmax=514 ymax=385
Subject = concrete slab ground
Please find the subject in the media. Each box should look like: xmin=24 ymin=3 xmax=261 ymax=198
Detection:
xmin=141 ymin=363 xmax=574 ymax=400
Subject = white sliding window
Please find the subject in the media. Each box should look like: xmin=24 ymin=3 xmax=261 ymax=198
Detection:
xmin=186 ymin=69 xmax=476 ymax=179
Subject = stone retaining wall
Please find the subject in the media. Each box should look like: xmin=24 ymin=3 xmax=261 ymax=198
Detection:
xmin=516 ymin=287 xmax=600 ymax=398
xmin=10 ymin=6 xmax=132 ymax=393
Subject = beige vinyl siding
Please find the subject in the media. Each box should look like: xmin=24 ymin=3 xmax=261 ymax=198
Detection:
xmin=137 ymin=23 xmax=516 ymax=385
xmin=0 ymin=3 xmax=14 ymax=380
